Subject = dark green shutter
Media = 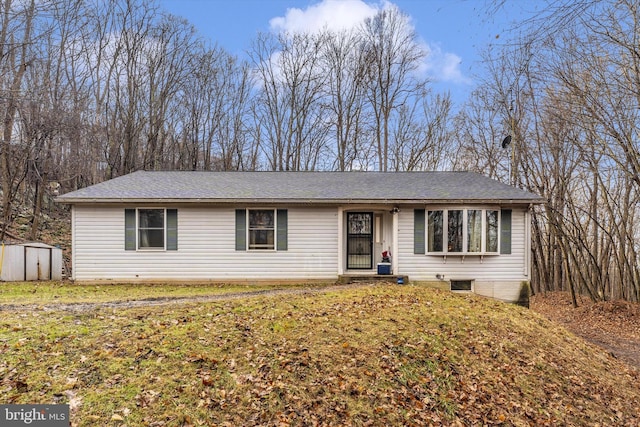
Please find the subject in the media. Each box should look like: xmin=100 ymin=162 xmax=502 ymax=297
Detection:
xmin=166 ymin=209 xmax=178 ymax=250
xmin=414 ymin=209 xmax=425 ymax=254
xmin=125 ymin=209 xmax=136 ymax=250
xmin=235 ymin=209 xmax=246 ymax=251
xmin=500 ymin=209 xmax=512 ymax=255
xmin=277 ymin=209 xmax=288 ymax=251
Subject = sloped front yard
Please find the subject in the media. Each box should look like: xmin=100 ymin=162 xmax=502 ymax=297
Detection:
xmin=1 ymin=284 xmax=639 ymax=426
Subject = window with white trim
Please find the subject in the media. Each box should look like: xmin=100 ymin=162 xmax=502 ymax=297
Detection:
xmin=235 ymin=209 xmax=287 ymax=252
xmin=427 ymin=208 xmax=501 ymax=254
xmin=248 ymin=209 xmax=275 ymax=250
xmin=467 ymin=210 xmax=482 ymax=252
xmin=124 ymin=208 xmax=178 ymax=251
xmin=138 ymin=209 xmax=165 ymax=249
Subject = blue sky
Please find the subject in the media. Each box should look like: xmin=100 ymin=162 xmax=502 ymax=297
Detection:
xmin=159 ymin=0 xmax=535 ymax=107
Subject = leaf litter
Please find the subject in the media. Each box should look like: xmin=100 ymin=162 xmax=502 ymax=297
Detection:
xmin=531 ymin=291 xmax=640 ymax=370
xmin=1 ymin=284 xmax=639 ymax=426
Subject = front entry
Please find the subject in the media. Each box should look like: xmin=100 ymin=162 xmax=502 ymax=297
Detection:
xmin=347 ymin=212 xmax=373 ymax=269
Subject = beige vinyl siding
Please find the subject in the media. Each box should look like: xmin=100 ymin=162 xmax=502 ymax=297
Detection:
xmin=72 ymin=205 xmax=338 ymax=281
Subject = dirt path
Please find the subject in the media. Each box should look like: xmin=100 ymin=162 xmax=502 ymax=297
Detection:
xmin=531 ymin=292 xmax=640 ymax=370
xmin=0 ymin=283 xmax=375 ymax=313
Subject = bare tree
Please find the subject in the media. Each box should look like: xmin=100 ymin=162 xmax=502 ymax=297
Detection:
xmin=391 ymin=89 xmax=452 ymax=171
xmin=100 ymin=0 xmax=157 ymax=177
xmin=0 ymin=0 xmax=37 ymax=239
xmin=249 ymin=31 xmax=329 ymax=171
xmin=0 ymin=0 xmax=461 ymax=244
xmin=475 ymin=0 xmax=640 ymax=302
xmin=359 ymin=5 xmax=425 ymax=171
xmin=140 ymin=14 xmax=198 ymax=171
xmin=321 ymin=29 xmax=370 ymax=171
xmin=24 ymin=0 xmax=103 ymax=239
xmin=176 ymin=44 xmax=254 ymax=171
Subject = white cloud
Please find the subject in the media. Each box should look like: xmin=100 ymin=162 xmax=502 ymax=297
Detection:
xmin=420 ymin=43 xmax=473 ymax=85
xmin=269 ymin=0 xmax=379 ymax=34
xmin=268 ymin=0 xmax=471 ymax=86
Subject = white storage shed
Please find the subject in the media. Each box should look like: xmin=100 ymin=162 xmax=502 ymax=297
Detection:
xmin=0 ymin=242 xmax=63 ymax=281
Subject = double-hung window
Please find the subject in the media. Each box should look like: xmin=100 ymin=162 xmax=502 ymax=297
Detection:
xmin=248 ymin=209 xmax=275 ymax=250
xmin=427 ymin=208 xmax=501 ymax=255
xmin=235 ymin=208 xmax=288 ymax=251
xmin=125 ymin=208 xmax=178 ymax=251
xmin=138 ymin=209 xmax=165 ymax=249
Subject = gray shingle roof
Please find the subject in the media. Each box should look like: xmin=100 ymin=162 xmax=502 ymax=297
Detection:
xmin=56 ymin=171 xmax=543 ymax=205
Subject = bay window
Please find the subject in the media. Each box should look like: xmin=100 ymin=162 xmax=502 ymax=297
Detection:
xmin=426 ymin=208 xmax=502 ymax=255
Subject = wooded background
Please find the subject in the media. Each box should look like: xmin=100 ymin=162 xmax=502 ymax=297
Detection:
xmin=1 ymin=0 xmax=638 ymax=303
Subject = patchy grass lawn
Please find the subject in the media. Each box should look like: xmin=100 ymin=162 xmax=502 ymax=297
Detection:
xmin=0 ymin=281 xmax=308 ymax=305
xmin=1 ymin=284 xmax=639 ymax=426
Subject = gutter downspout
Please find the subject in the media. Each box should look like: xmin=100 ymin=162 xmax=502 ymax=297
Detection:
xmin=337 ymin=207 xmax=344 ymax=276
xmin=392 ymin=210 xmax=399 ymax=276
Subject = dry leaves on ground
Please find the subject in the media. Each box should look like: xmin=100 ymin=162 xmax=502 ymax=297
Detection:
xmin=531 ymin=291 xmax=640 ymax=370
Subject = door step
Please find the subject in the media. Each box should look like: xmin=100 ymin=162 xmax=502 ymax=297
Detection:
xmin=338 ymin=274 xmax=409 ymax=285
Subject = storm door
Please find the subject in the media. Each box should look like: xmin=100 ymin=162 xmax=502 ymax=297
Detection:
xmin=347 ymin=212 xmax=373 ymax=269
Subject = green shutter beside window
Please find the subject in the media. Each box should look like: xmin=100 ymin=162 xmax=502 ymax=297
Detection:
xmin=235 ymin=209 xmax=247 ymax=251
xmin=500 ymin=209 xmax=512 ymax=255
xmin=414 ymin=209 xmax=426 ymax=254
xmin=166 ymin=209 xmax=178 ymax=251
xmin=277 ymin=209 xmax=288 ymax=251
xmin=125 ymin=209 xmax=136 ymax=250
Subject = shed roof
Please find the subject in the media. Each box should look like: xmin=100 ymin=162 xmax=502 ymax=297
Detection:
xmin=56 ymin=171 xmax=544 ymax=205
xmin=0 ymin=242 xmax=60 ymax=249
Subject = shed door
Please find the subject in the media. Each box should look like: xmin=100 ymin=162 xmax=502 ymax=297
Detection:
xmin=347 ymin=212 xmax=373 ymax=270
xmin=25 ymin=247 xmax=51 ymax=280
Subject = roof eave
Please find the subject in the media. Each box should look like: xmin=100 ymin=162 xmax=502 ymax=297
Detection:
xmin=56 ymin=197 xmax=545 ymax=205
